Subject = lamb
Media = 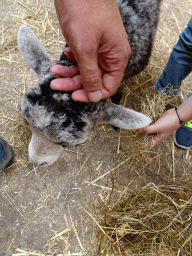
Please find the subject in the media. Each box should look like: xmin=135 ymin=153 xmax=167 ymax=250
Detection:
xmin=18 ymin=0 xmax=161 ymax=167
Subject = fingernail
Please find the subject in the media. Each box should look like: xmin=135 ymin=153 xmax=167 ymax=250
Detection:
xmin=88 ymin=90 xmax=102 ymax=102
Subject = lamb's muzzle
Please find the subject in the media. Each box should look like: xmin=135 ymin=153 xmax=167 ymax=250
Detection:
xmin=28 ymin=129 xmax=63 ymax=167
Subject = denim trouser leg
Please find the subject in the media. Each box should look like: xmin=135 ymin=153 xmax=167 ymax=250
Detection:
xmin=0 ymin=141 xmax=5 ymax=161
xmin=156 ymin=17 xmax=192 ymax=96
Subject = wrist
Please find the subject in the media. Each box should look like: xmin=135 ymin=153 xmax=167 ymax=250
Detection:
xmin=175 ymin=107 xmax=183 ymax=125
xmin=164 ymin=108 xmax=183 ymax=131
xmin=176 ymin=97 xmax=192 ymax=125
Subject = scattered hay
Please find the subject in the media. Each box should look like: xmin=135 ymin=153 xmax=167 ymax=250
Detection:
xmin=93 ymin=66 xmax=192 ymax=255
xmin=96 ymin=180 xmax=192 ymax=255
xmin=1 ymin=0 xmax=192 ymax=255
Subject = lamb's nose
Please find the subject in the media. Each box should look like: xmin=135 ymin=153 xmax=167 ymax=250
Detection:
xmin=39 ymin=162 xmax=48 ymax=167
xmin=31 ymin=162 xmax=48 ymax=167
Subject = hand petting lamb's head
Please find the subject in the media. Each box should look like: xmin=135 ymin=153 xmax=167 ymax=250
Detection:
xmin=18 ymin=24 xmax=152 ymax=167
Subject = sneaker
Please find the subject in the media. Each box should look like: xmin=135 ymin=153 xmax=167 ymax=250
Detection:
xmin=173 ymin=120 xmax=192 ymax=149
xmin=0 ymin=137 xmax=14 ymax=170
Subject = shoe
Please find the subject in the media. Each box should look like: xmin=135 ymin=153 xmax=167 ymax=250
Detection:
xmin=0 ymin=137 xmax=14 ymax=170
xmin=173 ymin=120 xmax=192 ymax=149
xmin=162 ymin=103 xmax=172 ymax=113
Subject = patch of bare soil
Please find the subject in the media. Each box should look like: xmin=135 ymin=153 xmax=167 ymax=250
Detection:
xmin=0 ymin=0 xmax=192 ymax=255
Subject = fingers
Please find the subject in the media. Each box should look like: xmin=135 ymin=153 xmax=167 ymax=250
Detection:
xmin=71 ymin=89 xmax=90 ymax=102
xmin=57 ymin=45 xmax=103 ymax=102
xmin=51 ymin=37 xmax=129 ymax=101
xmin=50 ymin=65 xmax=80 ymax=78
xmin=71 ymin=86 xmax=112 ymax=102
xmin=50 ymin=75 xmax=82 ymax=91
xmin=50 ymin=64 xmax=109 ymax=100
xmin=141 ymin=128 xmax=166 ymax=147
xmin=50 ymin=42 xmax=128 ymax=101
xmin=140 ymin=123 xmax=160 ymax=135
xmin=50 ymin=72 xmax=124 ymax=102
xmin=150 ymin=133 xmax=169 ymax=146
xmin=50 ymin=65 xmax=81 ymax=91
xmin=70 ymin=71 xmax=121 ymax=102
xmin=69 ymin=63 xmax=127 ymax=102
xmin=140 ymin=122 xmax=171 ymax=147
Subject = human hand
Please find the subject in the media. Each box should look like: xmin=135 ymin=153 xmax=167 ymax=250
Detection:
xmin=140 ymin=108 xmax=182 ymax=146
xmin=50 ymin=0 xmax=131 ymax=102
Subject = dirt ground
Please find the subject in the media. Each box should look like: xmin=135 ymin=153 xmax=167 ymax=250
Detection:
xmin=0 ymin=0 xmax=192 ymax=255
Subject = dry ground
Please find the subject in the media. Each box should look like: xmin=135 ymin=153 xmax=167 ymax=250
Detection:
xmin=0 ymin=0 xmax=192 ymax=255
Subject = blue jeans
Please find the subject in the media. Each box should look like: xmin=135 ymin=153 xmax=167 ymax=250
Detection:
xmin=0 ymin=141 xmax=5 ymax=161
xmin=156 ymin=17 xmax=192 ymax=96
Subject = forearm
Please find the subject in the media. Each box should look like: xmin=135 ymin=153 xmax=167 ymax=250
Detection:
xmin=54 ymin=0 xmax=123 ymax=44
xmin=176 ymin=95 xmax=192 ymax=124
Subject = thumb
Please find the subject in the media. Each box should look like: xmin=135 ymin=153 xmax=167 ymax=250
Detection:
xmin=73 ymin=46 xmax=102 ymax=102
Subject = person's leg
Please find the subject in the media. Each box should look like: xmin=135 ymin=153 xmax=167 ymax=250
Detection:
xmin=156 ymin=17 xmax=192 ymax=96
xmin=155 ymin=17 xmax=192 ymax=148
xmin=173 ymin=120 xmax=192 ymax=149
xmin=173 ymin=93 xmax=192 ymax=149
xmin=0 ymin=137 xmax=14 ymax=170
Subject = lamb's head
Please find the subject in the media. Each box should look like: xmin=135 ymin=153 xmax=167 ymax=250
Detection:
xmin=18 ymin=24 xmax=152 ymax=167
xmin=21 ymin=84 xmax=151 ymax=167
xmin=21 ymin=85 xmax=102 ymax=167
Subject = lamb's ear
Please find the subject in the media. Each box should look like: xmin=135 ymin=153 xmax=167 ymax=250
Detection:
xmin=17 ymin=24 xmax=51 ymax=77
xmin=100 ymin=102 xmax=152 ymax=130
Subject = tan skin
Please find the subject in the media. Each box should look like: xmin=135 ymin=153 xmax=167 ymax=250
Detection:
xmin=50 ymin=0 xmax=131 ymax=102
xmin=140 ymin=96 xmax=192 ymax=146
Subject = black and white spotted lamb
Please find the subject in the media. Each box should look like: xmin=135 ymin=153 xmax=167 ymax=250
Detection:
xmin=18 ymin=0 xmax=161 ymax=167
